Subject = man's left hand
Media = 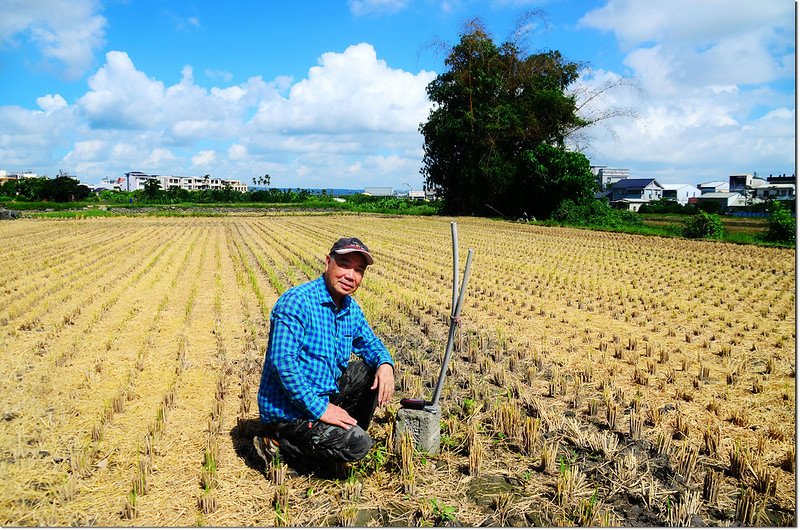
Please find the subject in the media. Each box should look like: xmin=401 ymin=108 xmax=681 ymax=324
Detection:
xmin=371 ymin=363 xmax=395 ymax=406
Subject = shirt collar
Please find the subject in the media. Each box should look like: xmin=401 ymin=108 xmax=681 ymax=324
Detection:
xmin=315 ymin=275 xmax=351 ymax=312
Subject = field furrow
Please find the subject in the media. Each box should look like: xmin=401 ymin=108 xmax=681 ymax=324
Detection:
xmin=0 ymin=215 xmax=794 ymax=527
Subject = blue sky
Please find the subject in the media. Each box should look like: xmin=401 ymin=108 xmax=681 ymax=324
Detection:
xmin=0 ymin=0 xmax=794 ymax=189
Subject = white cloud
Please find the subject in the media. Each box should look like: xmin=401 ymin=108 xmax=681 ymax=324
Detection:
xmin=580 ymin=1 xmax=793 ymax=93
xmin=143 ymin=148 xmax=177 ymax=169
xmin=0 ymin=98 xmax=77 ymax=169
xmin=191 ymin=150 xmax=216 ymax=166
xmin=172 ymin=13 xmax=201 ymax=32
xmin=0 ymin=0 xmax=106 ymax=79
xmin=363 ymin=154 xmax=412 ymax=173
xmin=62 ymin=139 xmax=131 ymax=177
xmin=575 ymin=77 xmax=794 ymax=183
xmin=78 ymin=51 xmax=165 ymax=128
xmin=205 ymin=69 xmax=233 ymax=82
xmin=348 ymin=0 xmax=409 ymax=16
xmin=78 ymin=51 xmax=277 ymax=139
xmin=36 ymin=94 xmax=68 ymax=114
xmin=111 ymin=142 xmax=137 ymax=160
xmin=251 ymin=43 xmax=435 ymax=134
xmin=227 ymin=144 xmax=248 ymax=161
xmin=572 ymin=0 xmax=794 ymax=183
xmin=64 ymin=139 xmax=107 ymax=162
xmin=491 ymin=0 xmax=547 ymax=7
xmin=1 ymin=42 xmax=432 ymax=189
xmin=579 ymin=0 xmax=792 ymax=50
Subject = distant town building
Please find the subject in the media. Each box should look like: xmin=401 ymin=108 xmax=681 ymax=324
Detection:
xmin=662 ymin=184 xmax=701 ymax=205
xmin=697 ymin=181 xmax=729 ymax=194
xmin=608 ymin=178 xmax=664 ymax=211
xmin=729 ymin=174 xmax=760 ymax=194
xmin=766 ymin=173 xmax=796 ymax=185
xmin=728 ymin=174 xmax=769 ymax=202
xmin=755 ymin=184 xmax=796 ymax=203
xmin=591 ymin=165 xmax=629 ymax=190
xmin=0 ymin=171 xmax=38 ymax=185
xmin=695 ymin=192 xmax=747 ymax=210
xmin=99 ymin=177 xmax=126 ymax=191
xmin=363 ymin=186 xmax=394 ymax=196
xmin=757 ymin=174 xmax=796 ymax=204
xmin=55 ymin=170 xmax=78 ymax=179
xmin=117 ymin=172 xmax=248 ymax=193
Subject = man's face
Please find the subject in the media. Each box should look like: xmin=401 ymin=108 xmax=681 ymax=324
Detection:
xmin=324 ymin=252 xmax=367 ymax=302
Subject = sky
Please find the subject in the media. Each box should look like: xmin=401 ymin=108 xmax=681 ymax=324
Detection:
xmin=0 ymin=0 xmax=795 ymax=190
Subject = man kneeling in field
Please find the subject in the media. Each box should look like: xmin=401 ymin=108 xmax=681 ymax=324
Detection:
xmin=254 ymin=237 xmax=395 ymax=475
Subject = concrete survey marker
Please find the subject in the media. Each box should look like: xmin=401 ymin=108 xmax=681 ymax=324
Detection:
xmin=394 ymin=407 xmax=442 ymax=454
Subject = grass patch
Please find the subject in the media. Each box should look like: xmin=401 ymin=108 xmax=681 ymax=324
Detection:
xmin=11 ymin=197 xmax=441 ymax=217
xmin=27 ymin=209 xmax=119 ymax=219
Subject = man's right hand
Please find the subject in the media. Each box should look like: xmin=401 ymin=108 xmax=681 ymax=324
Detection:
xmin=319 ymin=403 xmax=358 ymax=429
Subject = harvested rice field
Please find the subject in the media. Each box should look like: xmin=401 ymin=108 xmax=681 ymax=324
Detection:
xmin=0 ymin=214 xmax=795 ymax=526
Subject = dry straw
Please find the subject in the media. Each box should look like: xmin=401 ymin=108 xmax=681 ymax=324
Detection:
xmin=399 ymin=431 xmax=416 ymax=493
xmin=1 ymin=216 xmax=796 ymax=526
xmin=467 ymin=428 xmax=483 ymax=477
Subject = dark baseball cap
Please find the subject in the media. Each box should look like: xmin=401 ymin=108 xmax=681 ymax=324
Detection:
xmin=330 ymin=237 xmax=374 ymax=265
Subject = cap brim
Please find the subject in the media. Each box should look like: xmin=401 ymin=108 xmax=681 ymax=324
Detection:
xmin=333 ymin=248 xmax=374 ymax=265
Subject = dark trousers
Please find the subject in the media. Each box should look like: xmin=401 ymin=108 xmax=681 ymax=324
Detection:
xmin=267 ymin=359 xmax=378 ymax=469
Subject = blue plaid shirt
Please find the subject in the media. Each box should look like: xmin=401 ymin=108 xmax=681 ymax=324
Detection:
xmin=257 ymin=275 xmax=394 ymax=423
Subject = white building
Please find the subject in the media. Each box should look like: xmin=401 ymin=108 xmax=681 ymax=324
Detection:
xmin=99 ymin=177 xmax=126 ymax=190
xmin=122 ymin=172 xmax=248 ymax=193
xmin=363 ymin=187 xmax=394 ymax=196
xmin=755 ymin=184 xmax=796 ymax=203
xmin=591 ymin=166 xmax=630 ymax=190
xmin=728 ymin=174 xmax=769 ymax=202
xmin=0 ymin=171 xmax=38 ymax=184
xmin=608 ymin=178 xmax=664 ymax=212
xmin=697 ymin=181 xmax=729 ymax=194
xmin=662 ymin=184 xmax=701 ymax=205
xmin=695 ymin=192 xmax=747 ymax=209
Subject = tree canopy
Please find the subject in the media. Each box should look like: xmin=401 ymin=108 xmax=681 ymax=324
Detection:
xmin=419 ymin=21 xmax=597 ymax=219
xmin=142 ymin=178 xmax=162 ymax=200
xmin=0 ymin=176 xmax=90 ymax=202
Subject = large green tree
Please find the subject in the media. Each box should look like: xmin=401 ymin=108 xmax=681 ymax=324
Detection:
xmin=420 ymin=21 xmax=596 ymax=218
xmin=141 ymin=178 xmax=163 ymax=200
xmin=1 ymin=176 xmax=89 ymax=202
xmin=46 ymin=176 xmax=90 ymax=202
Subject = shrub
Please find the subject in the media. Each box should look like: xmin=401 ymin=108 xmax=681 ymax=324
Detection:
xmin=763 ymin=202 xmax=795 ymax=244
xmin=696 ymin=201 xmax=722 ymax=214
xmin=344 ymin=195 xmax=441 ymax=215
xmin=552 ymin=199 xmax=642 ymax=229
xmin=682 ymin=211 xmax=724 ymax=239
xmin=638 ymin=198 xmax=697 ymax=214
xmin=97 ymin=190 xmax=136 ymax=204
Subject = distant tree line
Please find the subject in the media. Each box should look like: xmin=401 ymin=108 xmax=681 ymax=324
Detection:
xmin=0 ymin=176 xmax=90 ymax=202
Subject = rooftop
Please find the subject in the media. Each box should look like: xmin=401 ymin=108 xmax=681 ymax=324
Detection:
xmin=610 ymin=178 xmax=661 ymax=189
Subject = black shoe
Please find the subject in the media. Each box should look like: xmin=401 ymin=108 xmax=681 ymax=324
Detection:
xmin=253 ymin=435 xmax=280 ymax=470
